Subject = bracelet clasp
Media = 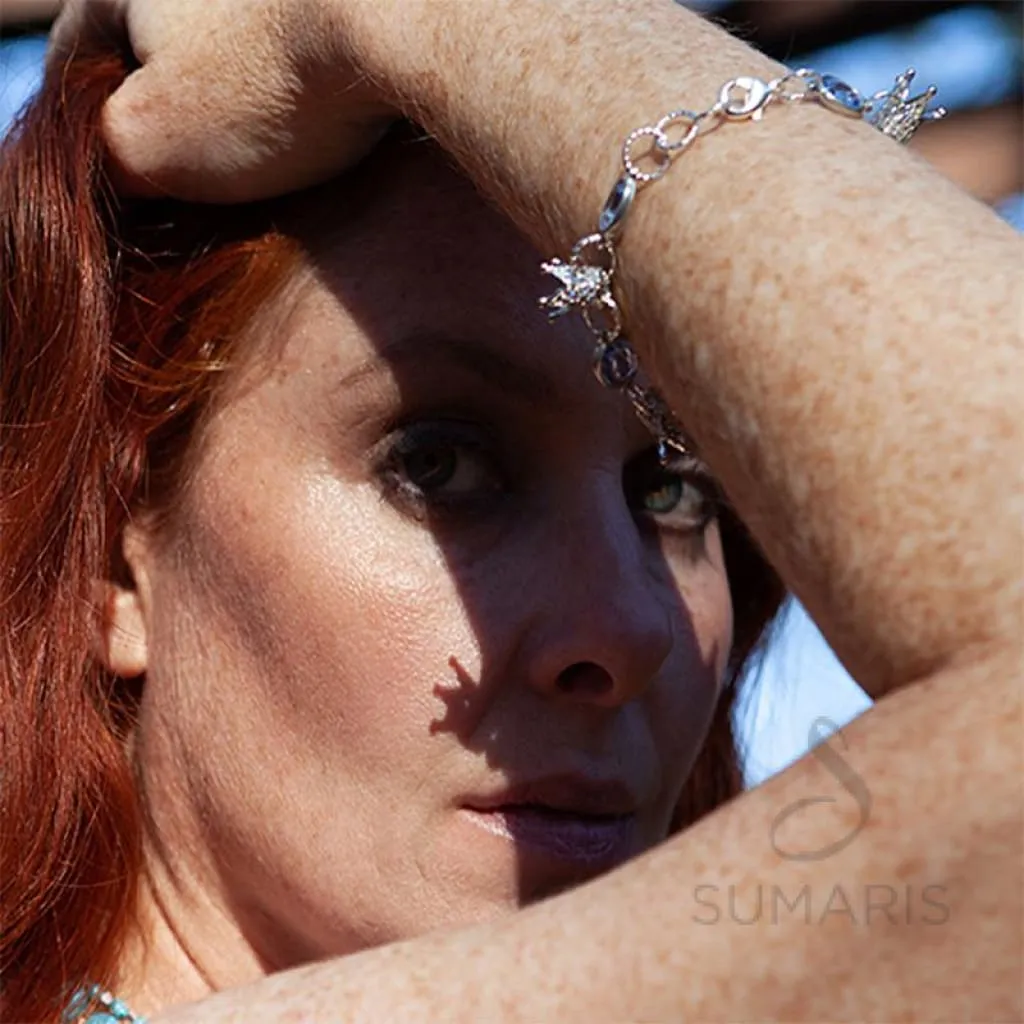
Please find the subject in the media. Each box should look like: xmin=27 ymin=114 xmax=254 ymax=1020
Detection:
xmin=719 ymin=76 xmax=772 ymax=120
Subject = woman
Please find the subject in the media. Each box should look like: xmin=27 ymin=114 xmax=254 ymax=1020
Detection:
xmin=4 ymin=1 xmax=1021 ymax=1021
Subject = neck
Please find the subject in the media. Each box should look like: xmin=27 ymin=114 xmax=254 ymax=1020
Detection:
xmin=116 ymin=843 xmax=266 ymax=1018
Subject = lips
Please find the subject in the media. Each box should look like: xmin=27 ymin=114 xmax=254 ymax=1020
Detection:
xmin=464 ymin=774 xmax=638 ymax=818
xmin=461 ymin=774 xmax=640 ymax=865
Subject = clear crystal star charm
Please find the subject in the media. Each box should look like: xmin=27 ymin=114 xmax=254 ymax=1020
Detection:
xmin=539 ymin=258 xmax=613 ymax=320
xmin=865 ymin=68 xmax=947 ymax=144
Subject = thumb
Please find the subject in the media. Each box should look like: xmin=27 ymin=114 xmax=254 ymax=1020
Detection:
xmin=100 ymin=58 xmax=267 ymax=201
xmin=102 ymin=56 xmax=397 ymax=204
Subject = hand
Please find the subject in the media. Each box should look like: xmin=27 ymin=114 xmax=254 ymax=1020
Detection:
xmin=49 ymin=0 xmax=400 ymax=202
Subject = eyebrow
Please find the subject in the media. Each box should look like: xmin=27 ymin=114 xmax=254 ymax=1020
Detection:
xmin=335 ymin=332 xmax=566 ymax=409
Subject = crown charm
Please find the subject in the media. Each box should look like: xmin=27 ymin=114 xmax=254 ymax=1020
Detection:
xmin=539 ymin=258 xmax=613 ymax=319
xmin=864 ymin=68 xmax=947 ymax=144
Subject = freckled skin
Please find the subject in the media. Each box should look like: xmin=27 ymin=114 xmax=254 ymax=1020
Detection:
xmin=367 ymin=0 xmax=1021 ymax=694
xmin=119 ymin=147 xmax=734 ymax=1002
xmin=87 ymin=0 xmax=1022 ymax=1019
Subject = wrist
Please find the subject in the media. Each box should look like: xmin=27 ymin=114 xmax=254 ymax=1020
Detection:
xmin=327 ymin=2 xmax=782 ymax=246
xmin=317 ymin=0 xmax=437 ymax=108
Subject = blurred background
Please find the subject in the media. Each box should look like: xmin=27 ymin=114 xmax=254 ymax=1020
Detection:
xmin=3 ymin=0 xmax=1021 ymax=786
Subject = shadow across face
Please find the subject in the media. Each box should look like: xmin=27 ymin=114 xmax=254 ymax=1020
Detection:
xmin=124 ymin=133 xmax=749 ymax=969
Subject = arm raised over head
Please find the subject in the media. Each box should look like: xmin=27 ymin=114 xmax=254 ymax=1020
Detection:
xmin=43 ymin=2 xmax=1024 ymax=1020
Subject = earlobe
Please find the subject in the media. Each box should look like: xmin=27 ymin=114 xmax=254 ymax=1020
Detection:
xmin=93 ymin=580 xmax=149 ymax=678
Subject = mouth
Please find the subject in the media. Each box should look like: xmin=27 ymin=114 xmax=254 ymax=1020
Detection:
xmin=461 ymin=775 xmax=641 ymax=866
xmin=462 ymin=805 xmax=637 ymax=864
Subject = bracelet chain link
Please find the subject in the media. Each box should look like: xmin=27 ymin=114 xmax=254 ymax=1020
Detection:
xmin=539 ymin=67 xmax=946 ymax=462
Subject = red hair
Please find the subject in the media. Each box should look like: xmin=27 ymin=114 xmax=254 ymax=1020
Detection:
xmin=0 ymin=47 xmax=782 ymax=1023
xmin=0 ymin=49 xmax=299 ymax=1022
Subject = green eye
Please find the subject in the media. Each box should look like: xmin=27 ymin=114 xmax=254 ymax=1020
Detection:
xmin=627 ymin=450 xmax=717 ymax=532
xmin=642 ymin=476 xmax=684 ymax=515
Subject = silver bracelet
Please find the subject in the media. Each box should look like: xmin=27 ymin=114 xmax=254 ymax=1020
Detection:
xmin=539 ymin=68 xmax=946 ymax=462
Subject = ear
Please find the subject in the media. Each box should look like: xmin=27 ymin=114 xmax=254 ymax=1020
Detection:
xmin=93 ymin=523 xmax=153 ymax=679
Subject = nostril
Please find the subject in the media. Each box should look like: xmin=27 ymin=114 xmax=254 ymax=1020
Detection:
xmin=556 ymin=661 xmax=615 ymax=697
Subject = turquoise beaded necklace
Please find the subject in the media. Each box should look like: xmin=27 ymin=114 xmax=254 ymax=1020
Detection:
xmin=63 ymin=984 xmax=146 ymax=1024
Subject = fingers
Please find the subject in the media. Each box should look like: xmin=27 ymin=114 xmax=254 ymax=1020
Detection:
xmin=99 ymin=56 xmax=287 ymax=202
xmin=46 ymin=0 xmax=399 ymax=203
xmin=48 ymin=0 xmax=297 ymax=201
xmin=101 ymin=53 xmax=396 ymax=203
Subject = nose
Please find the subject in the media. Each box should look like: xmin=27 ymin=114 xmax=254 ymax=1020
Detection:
xmin=518 ymin=497 xmax=678 ymax=708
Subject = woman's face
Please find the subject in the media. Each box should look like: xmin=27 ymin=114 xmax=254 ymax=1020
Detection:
xmin=116 ymin=146 xmax=733 ymax=981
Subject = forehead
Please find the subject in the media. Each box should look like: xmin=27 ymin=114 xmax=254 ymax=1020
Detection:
xmin=271 ymin=143 xmax=627 ymax=425
xmin=292 ymin=142 xmax=539 ymax=305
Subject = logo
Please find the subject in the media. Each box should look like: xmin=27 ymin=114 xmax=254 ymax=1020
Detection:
xmin=769 ymin=716 xmax=871 ymax=862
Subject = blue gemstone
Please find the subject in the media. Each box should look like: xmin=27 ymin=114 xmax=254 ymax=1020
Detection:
xmin=598 ymin=174 xmax=637 ymax=234
xmin=64 ymin=989 xmax=92 ymax=1019
xmin=594 ymin=339 xmax=638 ymax=389
xmin=84 ymin=1014 xmax=122 ymax=1024
xmin=820 ymin=74 xmax=863 ymax=113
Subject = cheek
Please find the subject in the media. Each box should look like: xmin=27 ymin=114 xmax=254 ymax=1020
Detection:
xmin=294 ymin=480 xmax=480 ymax=761
xmin=661 ymin=519 xmax=735 ymax=683
xmin=695 ymin=522 xmax=735 ymax=681
xmin=191 ymin=471 xmax=475 ymax=774
xmin=141 ymin=441 xmax=486 ymax=870
xmin=652 ymin=523 xmax=735 ymax=787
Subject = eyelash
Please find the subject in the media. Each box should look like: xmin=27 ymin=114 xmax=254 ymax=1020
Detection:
xmin=375 ymin=419 xmax=719 ymax=532
xmin=624 ymin=449 xmax=720 ymax=535
xmin=376 ymin=420 xmax=501 ymax=517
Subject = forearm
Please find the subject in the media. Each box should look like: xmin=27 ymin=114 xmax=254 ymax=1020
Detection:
xmin=351 ymin=0 xmax=1023 ymax=695
xmin=151 ymin=657 xmax=1023 ymax=1022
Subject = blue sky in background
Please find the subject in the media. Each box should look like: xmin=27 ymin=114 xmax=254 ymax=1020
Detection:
xmin=0 ymin=33 xmax=44 ymax=129
xmin=2 ymin=6 xmax=1018 ymax=786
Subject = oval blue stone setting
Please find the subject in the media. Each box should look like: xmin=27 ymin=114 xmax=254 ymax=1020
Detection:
xmin=599 ymin=174 xmax=637 ymax=234
xmin=594 ymin=339 xmax=639 ymax=389
xmin=820 ymin=74 xmax=864 ymax=115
